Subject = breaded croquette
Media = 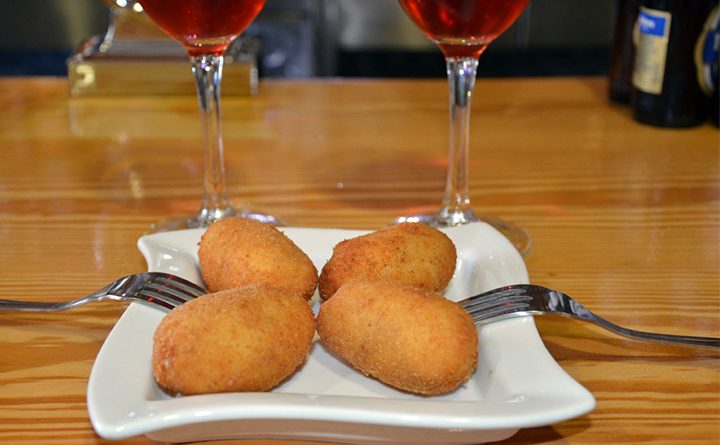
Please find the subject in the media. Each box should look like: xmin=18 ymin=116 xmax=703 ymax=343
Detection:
xmin=318 ymin=222 xmax=456 ymax=301
xmin=198 ymin=217 xmax=318 ymax=299
xmin=316 ymin=280 xmax=477 ymax=395
xmin=152 ymin=285 xmax=316 ymax=395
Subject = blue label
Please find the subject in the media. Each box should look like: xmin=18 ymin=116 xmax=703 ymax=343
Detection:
xmin=639 ymin=10 xmax=670 ymax=38
xmin=702 ymin=30 xmax=718 ymax=63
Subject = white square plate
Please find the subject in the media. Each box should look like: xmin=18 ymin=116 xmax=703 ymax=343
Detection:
xmin=87 ymin=222 xmax=595 ymax=444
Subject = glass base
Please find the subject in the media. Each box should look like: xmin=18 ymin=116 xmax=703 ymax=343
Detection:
xmin=148 ymin=209 xmax=283 ymax=234
xmin=395 ymin=213 xmax=532 ymax=258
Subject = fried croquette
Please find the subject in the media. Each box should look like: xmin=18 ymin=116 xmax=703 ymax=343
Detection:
xmin=316 ymin=280 xmax=478 ymax=395
xmin=318 ymin=222 xmax=456 ymax=301
xmin=152 ymin=285 xmax=316 ymax=395
xmin=198 ymin=217 xmax=318 ymax=299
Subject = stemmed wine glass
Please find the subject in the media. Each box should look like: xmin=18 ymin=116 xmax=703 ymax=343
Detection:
xmin=138 ymin=0 xmax=279 ymax=231
xmin=396 ymin=0 xmax=531 ymax=255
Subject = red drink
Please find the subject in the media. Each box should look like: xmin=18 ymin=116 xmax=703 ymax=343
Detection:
xmin=398 ymin=0 xmax=530 ymax=58
xmin=139 ymin=0 xmax=266 ymax=56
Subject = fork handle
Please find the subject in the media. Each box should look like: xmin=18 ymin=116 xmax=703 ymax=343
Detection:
xmin=0 ymin=300 xmax=67 ymax=312
xmin=585 ymin=313 xmax=720 ymax=349
xmin=0 ymin=297 xmax=93 ymax=312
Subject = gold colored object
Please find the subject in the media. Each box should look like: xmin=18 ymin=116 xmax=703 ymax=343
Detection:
xmin=68 ymin=1 xmax=258 ymax=96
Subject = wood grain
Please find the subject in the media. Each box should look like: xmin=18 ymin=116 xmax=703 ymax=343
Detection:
xmin=0 ymin=77 xmax=717 ymax=445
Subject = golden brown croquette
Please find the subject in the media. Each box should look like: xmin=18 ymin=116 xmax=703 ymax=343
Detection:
xmin=198 ymin=217 xmax=318 ymax=299
xmin=316 ymin=280 xmax=477 ymax=395
xmin=152 ymin=285 xmax=316 ymax=395
xmin=318 ymin=223 xmax=456 ymax=301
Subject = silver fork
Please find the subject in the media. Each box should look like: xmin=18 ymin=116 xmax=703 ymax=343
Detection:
xmin=0 ymin=272 xmax=205 ymax=312
xmin=460 ymin=284 xmax=720 ymax=349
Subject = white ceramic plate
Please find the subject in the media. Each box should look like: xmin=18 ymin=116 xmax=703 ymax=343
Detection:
xmin=87 ymin=222 xmax=595 ymax=444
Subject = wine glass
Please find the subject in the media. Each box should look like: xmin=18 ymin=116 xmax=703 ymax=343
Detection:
xmin=396 ymin=0 xmax=531 ymax=255
xmin=137 ymin=0 xmax=279 ymax=231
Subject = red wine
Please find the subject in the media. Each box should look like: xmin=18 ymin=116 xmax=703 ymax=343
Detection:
xmin=139 ymin=0 xmax=266 ymax=56
xmin=399 ymin=0 xmax=530 ymax=58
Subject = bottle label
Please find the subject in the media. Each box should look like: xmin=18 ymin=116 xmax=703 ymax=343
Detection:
xmin=695 ymin=5 xmax=719 ymax=97
xmin=633 ymin=7 xmax=672 ymax=95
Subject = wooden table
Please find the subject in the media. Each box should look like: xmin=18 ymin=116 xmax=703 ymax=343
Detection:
xmin=0 ymin=77 xmax=717 ymax=444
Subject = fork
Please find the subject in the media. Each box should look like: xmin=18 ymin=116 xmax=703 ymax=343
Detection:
xmin=460 ymin=284 xmax=720 ymax=349
xmin=0 ymin=272 xmax=205 ymax=312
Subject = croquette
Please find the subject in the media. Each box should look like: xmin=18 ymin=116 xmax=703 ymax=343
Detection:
xmin=316 ymin=280 xmax=478 ymax=395
xmin=318 ymin=222 xmax=456 ymax=301
xmin=198 ymin=217 xmax=318 ymax=299
xmin=152 ymin=285 xmax=316 ymax=395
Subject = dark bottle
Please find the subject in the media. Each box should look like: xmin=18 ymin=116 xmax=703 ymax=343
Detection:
xmin=609 ymin=0 xmax=640 ymax=104
xmin=632 ymin=0 xmax=717 ymax=127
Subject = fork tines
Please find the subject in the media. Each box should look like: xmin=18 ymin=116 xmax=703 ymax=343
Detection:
xmin=152 ymin=274 xmax=205 ymax=298
xmin=460 ymin=286 xmax=533 ymax=324
xmin=136 ymin=273 xmax=206 ymax=310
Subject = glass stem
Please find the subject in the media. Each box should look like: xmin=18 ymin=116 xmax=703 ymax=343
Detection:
xmin=439 ymin=57 xmax=479 ymax=226
xmin=190 ymin=54 xmax=234 ymax=226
